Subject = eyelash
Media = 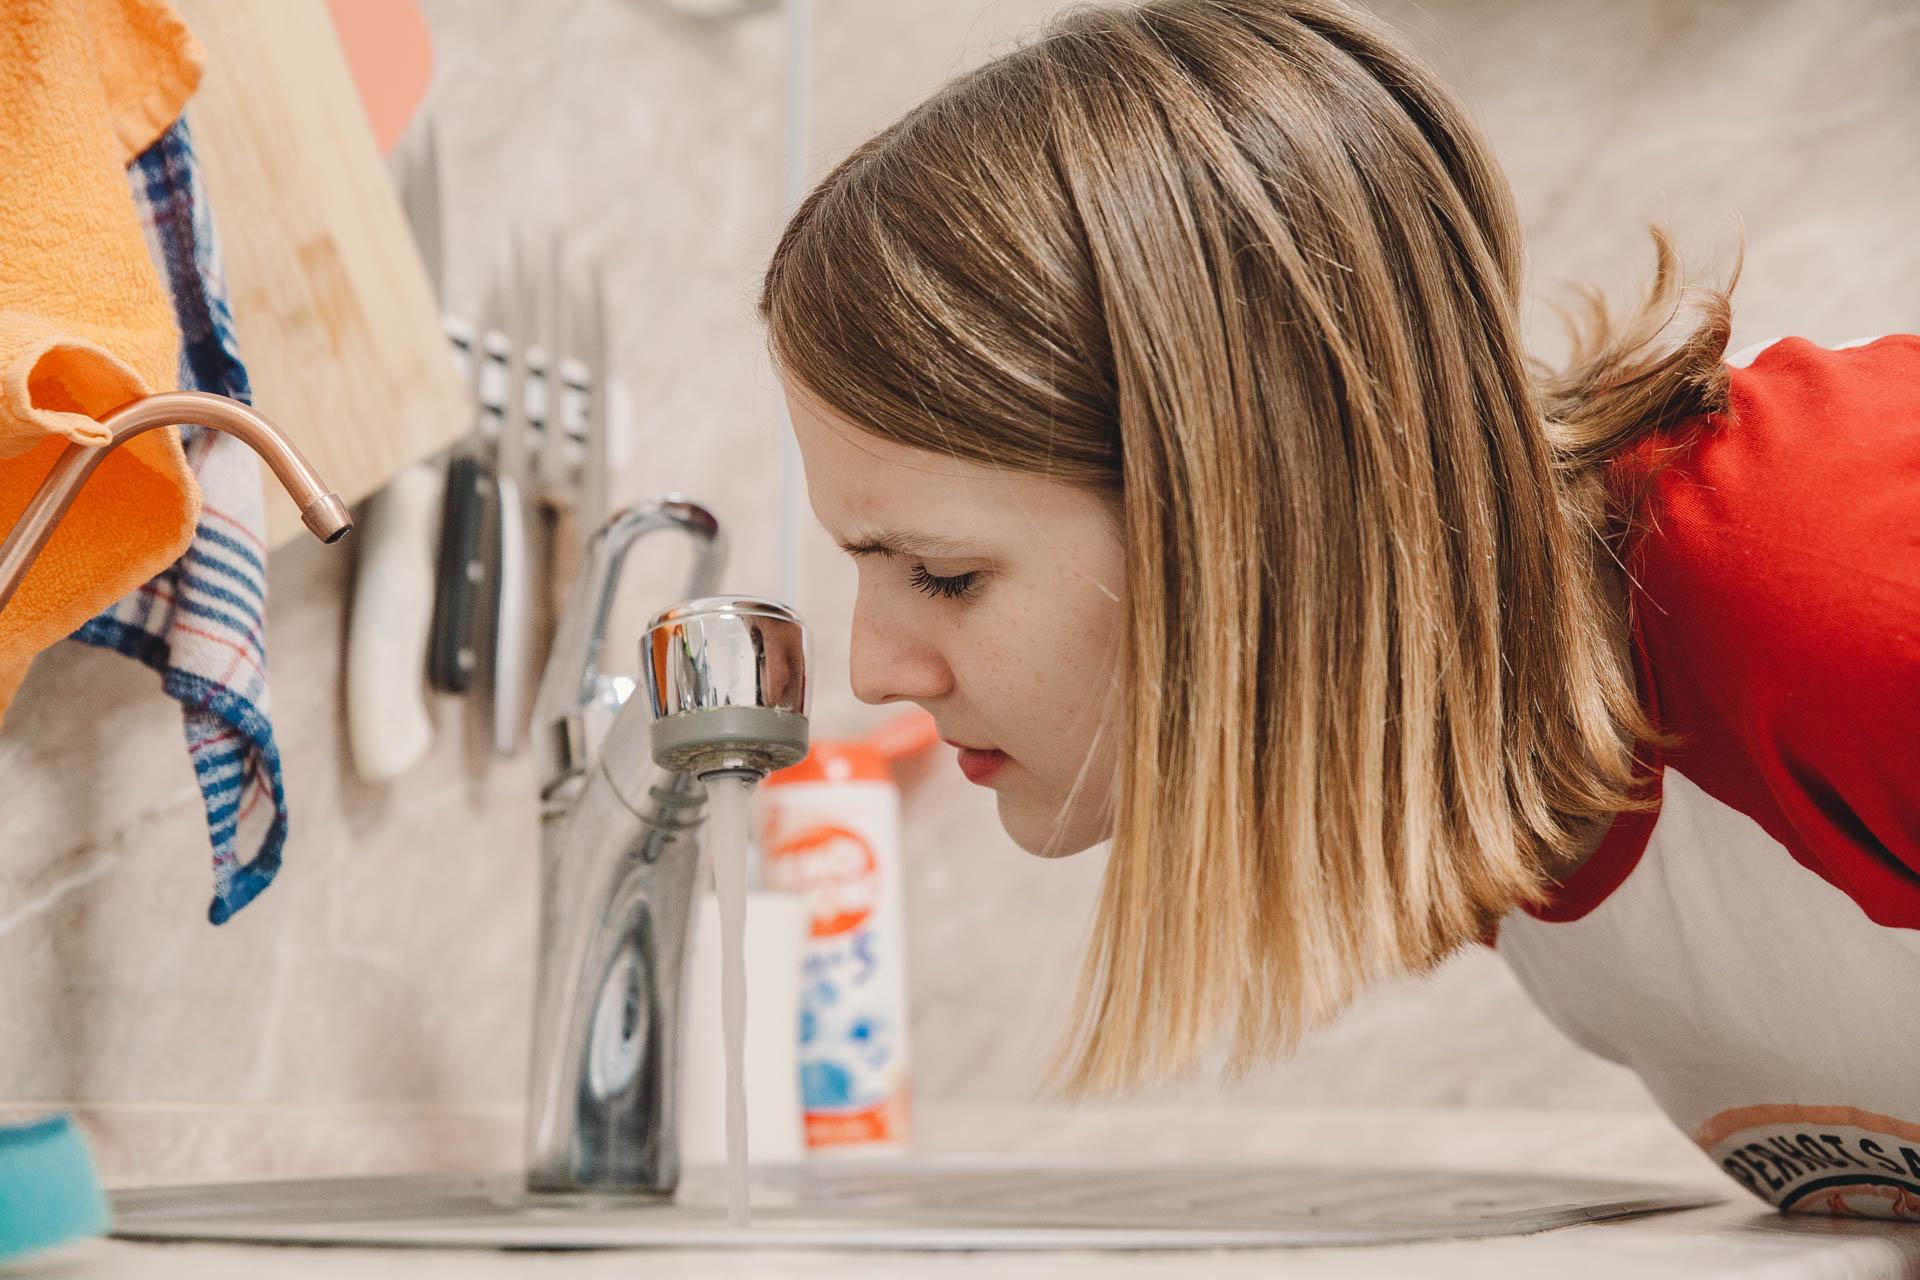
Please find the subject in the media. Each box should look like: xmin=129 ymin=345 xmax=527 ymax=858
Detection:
xmin=907 ymin=563 xmax=980 ymax=601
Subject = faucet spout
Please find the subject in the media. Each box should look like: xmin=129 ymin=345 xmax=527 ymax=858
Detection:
xmin=525 ymin=584 xmax=809 ymax=1197
xmin=0 ymin=390 xmax=353 ymax=614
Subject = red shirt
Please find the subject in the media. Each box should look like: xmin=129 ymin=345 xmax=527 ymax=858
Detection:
xmin=1493 ymin=334 xmax=1920 ymax=1219
xmin=1571 ymin=333 xmax=1920 ymax=922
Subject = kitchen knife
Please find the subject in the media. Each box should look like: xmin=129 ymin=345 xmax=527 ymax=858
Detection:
xmin=426 ymin=466 xmax=488 ymax=698
xmin=489 ymin=237 xmax=537 ymax=755
xmin=427 ymin=301 xmax=496 ymax=694
xmin=583 ymin=265 xmax=612 ymax=551
xmin=538 ymin=233 xmax=573 ymax=508
xmin=346 ymin=119 xmax=443 ymax=782
xmin=537 ymin=232 xmax=577 ymax=616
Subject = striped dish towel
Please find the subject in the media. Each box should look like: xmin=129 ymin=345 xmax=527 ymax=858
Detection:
xmin=72 ymin=117 xmax=286 ymax=925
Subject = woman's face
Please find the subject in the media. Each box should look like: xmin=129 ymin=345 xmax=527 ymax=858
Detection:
xmin=786 ymin=381 xmax=1125 ymax=856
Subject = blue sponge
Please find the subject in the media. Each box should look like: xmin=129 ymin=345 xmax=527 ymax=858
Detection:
xmin=0 ymin=1113 xmax=109 ymax=1260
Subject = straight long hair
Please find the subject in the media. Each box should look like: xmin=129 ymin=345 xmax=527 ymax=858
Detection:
xmin=759 ymin=0 xmax=1734 ymax=1092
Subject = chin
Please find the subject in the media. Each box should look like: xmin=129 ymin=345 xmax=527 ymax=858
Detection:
xmin=997 ymin=791 xmax=1108 ymax=859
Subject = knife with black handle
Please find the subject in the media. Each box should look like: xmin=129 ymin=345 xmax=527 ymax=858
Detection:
xmin=428 ymin=448 xmax=488 ymax=692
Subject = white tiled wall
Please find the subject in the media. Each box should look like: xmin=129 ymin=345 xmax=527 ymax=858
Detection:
xmin=1 ymin=0 xmax=1912 ymax=1181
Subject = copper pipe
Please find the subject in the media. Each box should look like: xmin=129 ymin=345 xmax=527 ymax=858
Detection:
xmin=0 ymin=391 xmax=353 ymax=616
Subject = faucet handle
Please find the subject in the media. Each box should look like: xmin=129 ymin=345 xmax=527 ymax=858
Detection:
xmin=533 ymin=496 xmax=724 ymax=802
xmin=547 ymin=672 xmax=633 ymax=799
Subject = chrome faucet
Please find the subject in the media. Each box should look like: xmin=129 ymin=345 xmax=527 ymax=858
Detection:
xmin=0 ymin=391 xmax=351 ymax=613
xmin=525 ymin=496 xmax=808 ymax=1195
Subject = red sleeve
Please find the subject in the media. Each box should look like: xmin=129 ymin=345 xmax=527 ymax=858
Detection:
xmin=1629 ymin=334 xmax=1920 ymax=927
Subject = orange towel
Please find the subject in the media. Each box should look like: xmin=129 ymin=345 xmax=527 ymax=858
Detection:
xmin=0 ymin=0 xmax=206 ymax=720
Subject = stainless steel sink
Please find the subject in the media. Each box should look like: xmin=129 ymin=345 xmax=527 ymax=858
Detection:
xmin=111 ymin=1159 xmax=1720 ymax=1250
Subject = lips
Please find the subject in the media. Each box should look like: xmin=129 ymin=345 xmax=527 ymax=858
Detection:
xmin=944 ymin=738 xmax=1008 ymax=786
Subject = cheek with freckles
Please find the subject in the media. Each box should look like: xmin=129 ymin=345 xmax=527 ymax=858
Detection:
xmin=951 ymin=562 xmax=1122 ymax=854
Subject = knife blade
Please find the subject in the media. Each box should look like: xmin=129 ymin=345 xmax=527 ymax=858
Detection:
xmin=537 ymin=232 xmax=578 ymax=613
xmin=582 ymin=263 xmax=612 ymax=550
xmin=538 ymin=232 xmax=572 ymax=505
xmin=489 ymin=236 xmax=537 ymax=755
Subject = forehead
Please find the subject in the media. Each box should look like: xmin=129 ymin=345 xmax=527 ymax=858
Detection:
xmin=784 ymin=380 xmax=1015 ymax=525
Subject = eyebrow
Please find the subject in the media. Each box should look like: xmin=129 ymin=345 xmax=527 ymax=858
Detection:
xmin=835 ymin=529 xmax=980 ymax=560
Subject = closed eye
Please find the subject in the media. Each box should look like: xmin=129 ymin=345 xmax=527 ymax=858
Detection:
xmin=907 ymin=563 xmax=980 ymax=601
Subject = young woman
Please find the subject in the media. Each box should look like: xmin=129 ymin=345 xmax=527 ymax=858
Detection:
xmin=758 ymin=0 xmax=1920 ymax=1219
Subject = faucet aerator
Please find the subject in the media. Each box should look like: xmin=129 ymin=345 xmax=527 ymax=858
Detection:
xmin=647 ymin=705 xmax=809 ymax=783
xmin=643 ymin=599 xmax=810 ymax=781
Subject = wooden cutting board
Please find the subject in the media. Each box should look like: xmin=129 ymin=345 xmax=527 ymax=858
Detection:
xmin=171 ymin=0 xmax=469 ymax=548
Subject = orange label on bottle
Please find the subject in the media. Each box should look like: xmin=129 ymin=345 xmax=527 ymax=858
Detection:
xmin=766 ymin=823 xmax=879 ymax=938
xmin=804 ymin=1095 xmax=908 ymax=1147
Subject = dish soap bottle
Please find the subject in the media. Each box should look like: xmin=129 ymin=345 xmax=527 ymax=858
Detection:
xmin=758 ymin=710 xmax=936 ymax=1155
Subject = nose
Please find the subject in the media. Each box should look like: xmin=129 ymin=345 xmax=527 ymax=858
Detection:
xmin=848 ymin=595 xmax=952 ymax=707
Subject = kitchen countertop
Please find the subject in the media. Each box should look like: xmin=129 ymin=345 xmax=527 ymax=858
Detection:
xmin=12 ymin=1105 xmax=1920 ymax=1278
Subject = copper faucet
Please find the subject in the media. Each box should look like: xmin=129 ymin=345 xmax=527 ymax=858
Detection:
xmin=0 ymin=390 xmax=353 ymax=615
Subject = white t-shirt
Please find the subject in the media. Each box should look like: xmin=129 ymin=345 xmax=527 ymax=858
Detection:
xmin=1491 ymin=333 xmax=1920 ymax=1220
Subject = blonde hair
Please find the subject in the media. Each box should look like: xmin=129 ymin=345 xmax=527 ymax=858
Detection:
xmin=759 ymin=0 xmax=1735 ymax=1092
